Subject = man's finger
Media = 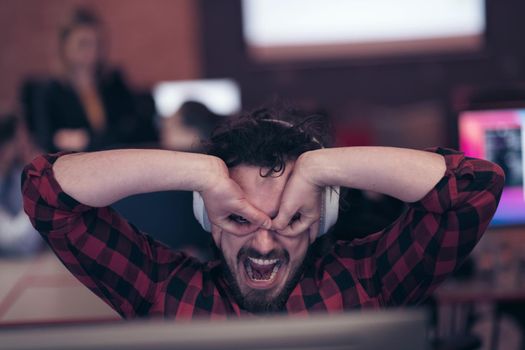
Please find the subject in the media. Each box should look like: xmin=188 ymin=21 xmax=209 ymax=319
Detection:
xmin=272 ymin=204 xmax=297 ymax=231
xmin=235 ymin=200 xmax=272 ymax=230
xmin=217 ymin=219 xmax=259 ymax=236
xmin=276 ymin=216 xmax=314 ymax=237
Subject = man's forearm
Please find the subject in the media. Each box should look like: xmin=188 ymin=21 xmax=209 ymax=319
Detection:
xmin=300 ymin=147 xmax=446 ymax=203
xmin=53 ymin=149 xmax=226 ymax=207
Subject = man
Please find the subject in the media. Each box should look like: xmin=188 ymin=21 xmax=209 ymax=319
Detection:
xmin=22 ymin=108 xmax=504 ymax=318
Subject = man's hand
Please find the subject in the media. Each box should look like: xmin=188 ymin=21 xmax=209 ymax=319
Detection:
xmin=200 ymin=161 xmax=272 ymax=237
xmin=273 ymin=146 xmax=447 ymax=243
xmin=53 ymin=148 xmax=270 ymax=236
xmin=272 ymin=153 xmax=323 ymax=242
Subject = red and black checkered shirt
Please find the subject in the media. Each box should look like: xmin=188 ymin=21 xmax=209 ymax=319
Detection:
xmin=22 ymin=148 xmax=504 ymax=319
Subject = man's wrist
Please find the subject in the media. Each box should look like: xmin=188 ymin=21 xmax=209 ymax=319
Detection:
xmin=296 ymin=149 xmax=328 ymax=187
xmin=195 ymin=155 xmax=229 ymax=193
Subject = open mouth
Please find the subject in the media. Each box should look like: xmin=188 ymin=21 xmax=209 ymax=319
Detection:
xmin=244 ymin=257 xmax=283 ymax=283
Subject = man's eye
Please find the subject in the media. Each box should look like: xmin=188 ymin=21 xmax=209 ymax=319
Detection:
xmin=229 ymin=214 xmax=250 ymax=225
xmin=289 ymin=213 xmax=301 ymax=225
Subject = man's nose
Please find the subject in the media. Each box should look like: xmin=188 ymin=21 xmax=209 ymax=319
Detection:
xmin=251 ymin=228 xmax=276 ymax=255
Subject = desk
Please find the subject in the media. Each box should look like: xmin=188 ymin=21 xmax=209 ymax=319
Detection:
xmin=0 ymin=250 xmax=119 ymax=326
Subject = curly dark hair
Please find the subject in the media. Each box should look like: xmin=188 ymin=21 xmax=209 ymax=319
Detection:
xmin=205 ymin=107 xmax=331 ymax=177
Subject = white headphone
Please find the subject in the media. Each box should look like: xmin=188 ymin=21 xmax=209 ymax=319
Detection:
xmin=192 ymin=119 xmax=340 ymax=237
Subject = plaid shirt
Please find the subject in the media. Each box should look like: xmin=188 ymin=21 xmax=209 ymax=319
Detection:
xmin=22 ymin=148 xmax=504 ymax=319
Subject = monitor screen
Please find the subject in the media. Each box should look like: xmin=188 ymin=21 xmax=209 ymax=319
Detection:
xmin=242 ymin=0 xmax=485 ymax=61
xmin=458 ymin=109 xmax=525 ymax=226
xmin=153 ymin=79 xmax=241 ymax=118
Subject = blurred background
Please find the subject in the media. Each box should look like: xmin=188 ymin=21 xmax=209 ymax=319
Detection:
xmin=0 ymin=1 xmax=525 ymax=349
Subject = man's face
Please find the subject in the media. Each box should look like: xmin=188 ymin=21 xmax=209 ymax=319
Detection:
xmin=211 ymin=162 xmax=315 ymax=312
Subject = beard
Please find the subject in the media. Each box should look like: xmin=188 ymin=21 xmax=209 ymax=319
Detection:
xmin=216 ymin=246 xmax=310 ymax=314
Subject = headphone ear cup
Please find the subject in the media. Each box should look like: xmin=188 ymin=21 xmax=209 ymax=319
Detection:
xmin=193 ymin=191 xmax=212 ymax=232
xmin=318 ymin=186 xmax=340 ymax=236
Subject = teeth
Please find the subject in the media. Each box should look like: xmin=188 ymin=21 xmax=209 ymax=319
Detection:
xmin=270 ymin=264 xmax=279 ymax=280
xmin=246 ymin=263 xmax=281 ymax=281
xmin=248 ymin=257 xmax=278 ymax=265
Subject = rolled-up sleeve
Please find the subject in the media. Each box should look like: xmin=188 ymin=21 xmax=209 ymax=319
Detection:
xmin=22 ymin=153 xmax=190 ymax=317
xmin=380 ymin=148 xmax=504 ymax=305
xmin=332 ymin=148 xmax=505 ymax=307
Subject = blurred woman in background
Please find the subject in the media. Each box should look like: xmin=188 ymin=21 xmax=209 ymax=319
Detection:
xmin=44 ymin=8 xmax=155 ymax=152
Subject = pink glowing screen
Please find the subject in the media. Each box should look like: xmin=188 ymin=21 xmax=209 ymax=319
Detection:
xmin=459 ymin=109 xmax=525 ymax=226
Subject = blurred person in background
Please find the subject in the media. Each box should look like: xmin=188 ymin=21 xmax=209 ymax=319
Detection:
xmin=0 ymin=114 xmax=42 ymax=256
xmin=42 ymin=7 xmax=156 ymax=152
xmin=160 ymin=101 xmax=223 ymax=152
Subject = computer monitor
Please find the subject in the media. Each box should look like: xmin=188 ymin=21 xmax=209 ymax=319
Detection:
xmin=242 ymin=0 xmax=485 ymax=61
xmin=0 ymin=308 xmax=429 ymax=350
xmin=152 ymin=79 xmax=241 ymax=118
xmin=458 ymin=108 xmax=525 ymax=226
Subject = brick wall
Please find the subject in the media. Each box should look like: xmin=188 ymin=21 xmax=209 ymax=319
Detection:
xmin=0 ymin=0 xmax=202 ymax=111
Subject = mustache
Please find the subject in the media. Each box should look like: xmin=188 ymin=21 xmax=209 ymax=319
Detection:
xmin=237 ymin=247 xmax=290 ymax=262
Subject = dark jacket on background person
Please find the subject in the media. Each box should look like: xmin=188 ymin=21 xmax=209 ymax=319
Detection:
xmin=42 ymin=70 xmax=156 ymax=152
